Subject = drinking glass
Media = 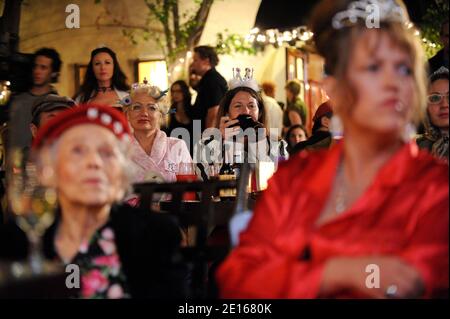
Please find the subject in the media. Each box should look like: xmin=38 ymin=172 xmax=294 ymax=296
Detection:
xmin=176 ymin=162 xmax=198 ymax=201
xmin=7 ymin=148 xmax=59 ymax=275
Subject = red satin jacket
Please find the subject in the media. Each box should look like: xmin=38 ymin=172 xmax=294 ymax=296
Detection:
xmin=216 ymin=141 xmax=449 ymax=298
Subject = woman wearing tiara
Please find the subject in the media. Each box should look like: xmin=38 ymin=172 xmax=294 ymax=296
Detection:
xmin=217 ymin=0 xmax=448 ymax=298
xmin=75 ymin=47 xmax=130 ymax=108
xmin=194 ymin=68 xmax=288 ymax=186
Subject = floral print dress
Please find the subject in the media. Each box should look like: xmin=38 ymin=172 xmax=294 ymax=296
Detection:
xmin=62 ymin=223 xmax=131 ymax=299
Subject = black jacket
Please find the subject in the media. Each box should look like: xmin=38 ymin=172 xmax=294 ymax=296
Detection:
xmin=0 ymin=204 xmax=188 ymax=299
xmin=291 ymin=131 xmax=332 ymax=155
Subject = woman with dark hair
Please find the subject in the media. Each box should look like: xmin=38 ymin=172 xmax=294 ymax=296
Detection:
xmin=167 ymin=80 xmax=193 ymax=154
xmin=285 ymin=124 xmax=308 ymax=154
xmin=416 ymin=67 xmax=449 ymax=162
xmin=75 ymin=47 xmax=130 ymax=107
xmin=216 ymin=86 xmax=267 ymax=131
xmin=217 ymin=0 xmax=448 ymax=299
xmin=194 ymin=70 xmax=287 ymax=189
xmin=292 ymin=101 xmax=333 ymax=154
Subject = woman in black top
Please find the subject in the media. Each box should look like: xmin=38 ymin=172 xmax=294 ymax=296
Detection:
xmin=167 ymin=80 xmax=193 ymax=155
xmin=1 ymin=104 xmax=186 ymax=299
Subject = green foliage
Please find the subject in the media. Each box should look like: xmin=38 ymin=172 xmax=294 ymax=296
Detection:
xmin=419 ymin=0 xmax=449 ymax=58
xmin=93 ymin=0 xmax=258 ymax=64
xmin=215 ymin=31 xmax=259 ymax=56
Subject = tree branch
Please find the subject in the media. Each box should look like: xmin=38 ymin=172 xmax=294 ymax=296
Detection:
xmin=172 ymin=0 xmax=181 ymax=46
xmin=187 ymin=0 xmax=214 ymax=49
xmin=162 ymin=0 xmax=173 ymax=56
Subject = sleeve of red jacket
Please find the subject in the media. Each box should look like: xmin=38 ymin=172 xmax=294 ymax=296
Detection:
xmin=216 ymin=164 xmax=325 ymax=298
xmin=400 ymin=177 xmax=449 ymax=298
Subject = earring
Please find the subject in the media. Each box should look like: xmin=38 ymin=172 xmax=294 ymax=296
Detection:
xmin=402 ymin=122 xmax=417 ymax=142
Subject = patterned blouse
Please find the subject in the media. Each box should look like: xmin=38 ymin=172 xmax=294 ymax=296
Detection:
xmin=62 ymin=223 xmax=131 ymax=299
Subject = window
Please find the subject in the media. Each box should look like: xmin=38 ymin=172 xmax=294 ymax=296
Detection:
xmin=135 ymin=59 xmax=169 ymax=90
xmin=74 ymin=64 xmax=87 ymax=93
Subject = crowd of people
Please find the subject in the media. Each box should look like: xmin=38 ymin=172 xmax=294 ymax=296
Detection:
xmin=0 ymin=0 xmax=448 ymax=299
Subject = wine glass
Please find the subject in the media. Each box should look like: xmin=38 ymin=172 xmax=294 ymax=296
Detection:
xmin=7 ymin=148 xmax=59 ymax=276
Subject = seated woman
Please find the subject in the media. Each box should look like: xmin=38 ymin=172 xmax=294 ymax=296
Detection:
xmin=123 ymin=81 xmax=193 ymax=184
xmin=14 ymin=105 xmax=186 ymax=298
xmin=285 ymin=124 xmax=308 ymax=154
xmin=416 ymin=67 xmax=449 ymax=162
xmin=194 ymin=68 xmax=288 ymax=185
xmin=216 ymin=0 xmax=448 ymax=298
xmin=292 ymin=101 xmax=334 ymax=154
xmin=74 ymin=47 xmax=130 ymax=108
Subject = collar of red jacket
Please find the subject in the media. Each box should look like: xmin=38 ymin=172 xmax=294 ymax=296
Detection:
xmin=307 ymin=140 xmax=423 ymax=196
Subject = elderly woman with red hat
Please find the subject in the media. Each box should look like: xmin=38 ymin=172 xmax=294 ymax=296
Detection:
xmin=27 ymin=104 xmax=187 ymax=299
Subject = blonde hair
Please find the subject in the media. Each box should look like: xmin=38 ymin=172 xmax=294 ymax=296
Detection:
xmin=310 ymin=0 xmax=427 ymax=126
xmin=128 ymin=85 xmax=169 ymax=114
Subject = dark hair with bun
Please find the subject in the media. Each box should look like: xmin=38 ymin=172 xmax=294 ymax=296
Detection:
xmin=309 ymin=0 xmax=427 ymax=125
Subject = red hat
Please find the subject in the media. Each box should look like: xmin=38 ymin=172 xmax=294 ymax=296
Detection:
xmin=32 ymin=104 xmax=131 ymax=150
xmin=312 ymin=101 xmax=333 ymax=122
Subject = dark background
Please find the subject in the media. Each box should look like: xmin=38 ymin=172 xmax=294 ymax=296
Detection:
xmin=254 ymin=0 xmax=434 ymax=30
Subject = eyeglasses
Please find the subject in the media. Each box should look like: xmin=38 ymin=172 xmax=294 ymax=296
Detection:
xmin=130 ymin=103 xmax=159 ymax=113
xmin=427 ymin=93 xmax=449 ymax=104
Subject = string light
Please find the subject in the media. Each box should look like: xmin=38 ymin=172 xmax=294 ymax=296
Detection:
xmin=246 ymin=24 xmax=437 ymax=51
xmin=245 ymin=26 xmax=314 ymax=47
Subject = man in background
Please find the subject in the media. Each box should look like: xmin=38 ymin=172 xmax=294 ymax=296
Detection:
xmin=189 ymin=46 xmax=227 ymax=131
xmin=8 ymin=47 xmax=61 ymax=150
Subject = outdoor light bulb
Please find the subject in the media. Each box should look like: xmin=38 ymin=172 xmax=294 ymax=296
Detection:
xmin=6 ymin=81 xmax=11 ymax=86
xmin=179 ymin=58 xmax=185 ymax=63
xmin=283 ymin=31 xmax=292 ymax=42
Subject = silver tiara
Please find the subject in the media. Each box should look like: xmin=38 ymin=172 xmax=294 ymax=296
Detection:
xmin=228 ymin=67 xmax=259 ymax=92
xmin=332 ymin=0 xmax=409 ymax=30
